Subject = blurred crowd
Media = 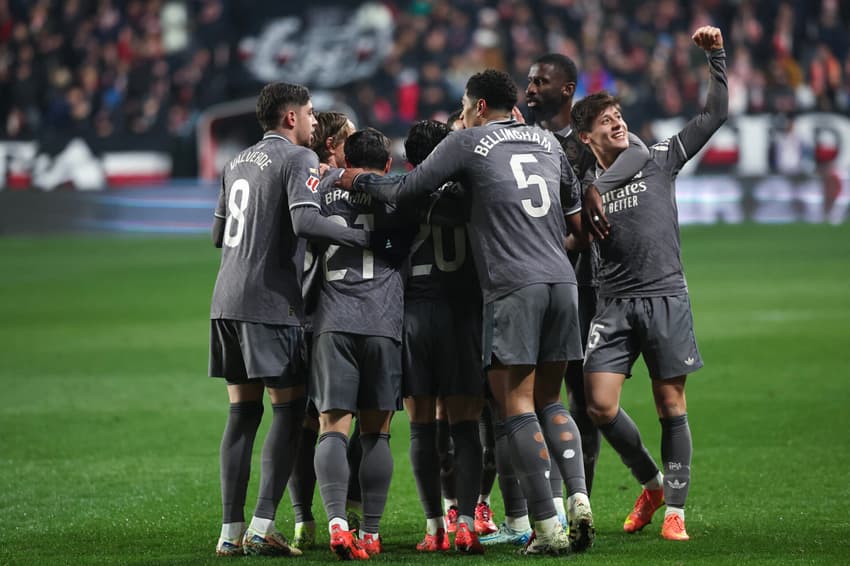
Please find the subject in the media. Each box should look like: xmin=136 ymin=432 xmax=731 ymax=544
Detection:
xmin=1 ymin=0 xmax=848 ymax=147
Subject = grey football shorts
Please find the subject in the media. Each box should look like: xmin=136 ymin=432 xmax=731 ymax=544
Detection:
xmin=310 ymin=332 xmax=402 ymax=414
xmin=482 ymin=282 xmax=584 ymax=368
xmin=209 ymin=319 xmax=307 ymax=388
xmin=402 ymin=300 xmax=484 ymax=398
xmin=583 ymin=294 xmax=704 ymax=380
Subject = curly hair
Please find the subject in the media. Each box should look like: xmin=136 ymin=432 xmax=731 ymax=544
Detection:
xmin=310 ymin=111 xmax=352 ymax=164
xmin=571 ymin=91 xmax=622 ymax=134
xmin=256 ymin=82 xmax=310 ymax=132
xmin=465 ymin=69 xmax=518 ymax=112
xmin=405 ymin=120 xmax=450 ymax=166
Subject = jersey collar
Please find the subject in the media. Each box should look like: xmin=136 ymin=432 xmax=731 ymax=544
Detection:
xmin=263 ymin=133 xmax=292 ymax=144
xmin=555 ymin=126 xmax=572 ymax=138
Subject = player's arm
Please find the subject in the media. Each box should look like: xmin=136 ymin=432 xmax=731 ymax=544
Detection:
xmin=338 ymin=135 xmax=463 ymax=205
xmin=592 ymin=133 xmax=649 ymax=194
xmin=291 ymin=205 xmax=369 ymax=247
xmin=212 ymin=177 xmax=226 ymax=248
xmin=423 ymin=182 xmax=468 ymax=226
xmin=564 ymin=211 xmax=584 ymax=251
xmin=287 ymin=148 xmax=370 ymax=247
xmin=560 ymin=149 xmax=590 ymax=249
xmin=668 ymin=27 xmax=728 ymax=172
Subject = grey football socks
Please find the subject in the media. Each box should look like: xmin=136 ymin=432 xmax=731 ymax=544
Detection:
xmin=539 ymin=402 xmax=588 ymax=497
xmin=409 ymin=422 xmax=443 ymax=518
xmin=548 ymin=453 xmax=564 ymax=498
xmin=288 ymin=424 xmax=318 ymax=523
xmin=479 ymin=405 xmax=497 ymax=498
xmin=494 ymin=419 xmax=528 ymax=519
xmin=436 ymin=418 xmax=456 ymax=501
xmin=660 ymin=414 xmax=692 ymax=508
xmin=347 ymin=422 xmax=363 ymax=505
xmin=315 ymin=431 xmax=350 ymax=522
xmin=504 ymin=412 xmax=556 ymax=521
xmin=254 ymin=399 xmax=305 ymax=520
xmin=220 ymin=401 xmax=263 ymax=523
xmin=359 ymin=433 xmax=393 ymax=534
xmin=598 ymin=408 xmax=660 ymax=485
xmin=450 ymin=420 xmax=483 ymax=520
xmin=566 ymin=365 xmax=601 ymax=495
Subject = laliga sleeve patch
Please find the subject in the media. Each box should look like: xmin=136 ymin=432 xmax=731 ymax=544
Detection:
xmin=305 ymin=175 xmax=320 ymax=192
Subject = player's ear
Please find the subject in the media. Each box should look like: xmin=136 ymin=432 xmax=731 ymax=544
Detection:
xmin=477 ymin=98 xmax=487 ymax=117
xmin=383 ymin=157 xmax=392 ymax=174
xmin=579 ymin=130 xmax=592 ymax=145
xmin=283 ymin=109 xmax=297 ymax=129
xmin=325 ymin=136 xmax=335 ymax=151
xmin=563 ymin=81 xmax=576 ymax=98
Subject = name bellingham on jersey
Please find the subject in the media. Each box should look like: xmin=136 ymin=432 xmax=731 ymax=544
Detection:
xmin=474 ymin=127 xmax=552 ymax=156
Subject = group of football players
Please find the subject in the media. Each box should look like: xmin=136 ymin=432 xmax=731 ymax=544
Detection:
xmin=208 ymin=25 xmax=728 ymax=560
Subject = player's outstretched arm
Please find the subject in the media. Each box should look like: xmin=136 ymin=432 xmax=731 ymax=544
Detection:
xmin=291 ymin=205 xmax=369 ymax=248
xmin=336 ymin=135 xmax=463 ymax=205
xmin=674 ymin=26 xmax=728 ymax=166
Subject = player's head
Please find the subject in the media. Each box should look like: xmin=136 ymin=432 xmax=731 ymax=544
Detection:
xmin=446 ymin=108 xmax=465 ymax=132
xmin=310 ymin=111 xmax=355 ymax=167
xmin=462 ymin=69 xmax=518 ymax=128
xmin=345 ymin=127 xmax=392 ymax=174
xmin=572 ymin=91 xmax=629 ymax=157
xmin=256 ymin=82 xmax=316 ymax=146
xmin=405 ymin=120 xmax=451 ymax=167
xmin=526 ymin=54 xmax=578 ymax=117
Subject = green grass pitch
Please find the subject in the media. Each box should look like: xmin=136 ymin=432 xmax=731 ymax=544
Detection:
xmin=1 ymin=223 xmax=849 ymax=565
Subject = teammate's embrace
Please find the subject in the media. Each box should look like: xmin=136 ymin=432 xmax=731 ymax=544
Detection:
xmin=209 ymin=82 xmax=370 ymax=557
xmin=338 ymin=69 xmax=592 ymax=555
xmin=572 ymin=26 xmax=728 ymax=542
xmin=310 ymin=128 xmax=416 ymax=560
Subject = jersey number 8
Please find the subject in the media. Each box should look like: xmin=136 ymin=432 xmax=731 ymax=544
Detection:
xmin=224 ymin=179 xmax=250 ymax=248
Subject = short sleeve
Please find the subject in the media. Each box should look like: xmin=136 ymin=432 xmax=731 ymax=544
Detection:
xmin=214 ymin=176 xmax=226 ymax=218
xmin=287 ymin=147 xmax=323 ymax=210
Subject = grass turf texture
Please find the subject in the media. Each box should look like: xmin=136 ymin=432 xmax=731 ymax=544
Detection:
xmin=1 ymin=224 xmax=849 ymax=565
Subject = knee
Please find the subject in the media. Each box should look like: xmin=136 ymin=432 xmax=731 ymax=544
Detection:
xmin=586 ymin=403 xmax=618 ymax=426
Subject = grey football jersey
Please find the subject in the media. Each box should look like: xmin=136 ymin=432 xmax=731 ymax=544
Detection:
xmin=354 ymin=119 xmax=581 ymax=304
xmin=591 ymin=49 xmax=728 ymax=299
xmin=311 ymin=171 xmax=410 ymax=341
xmin=211 ymin=134 xmax=322 ymax=325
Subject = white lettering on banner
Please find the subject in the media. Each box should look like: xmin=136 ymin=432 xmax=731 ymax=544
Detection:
xmin=242 ymin=4 xmax=394 ymax=87
xmin=0 ymin=139 xmax=171 ymax=190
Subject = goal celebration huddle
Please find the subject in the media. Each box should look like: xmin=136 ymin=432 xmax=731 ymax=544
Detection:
xmin=208 ymin=25 xmax=727 ymax=560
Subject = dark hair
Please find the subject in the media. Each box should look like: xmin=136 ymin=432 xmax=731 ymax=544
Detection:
xmin=446 ymin=108 xmax=463 ymax=127
xmin=310 ymin=111 xmax=351 ymax=164
xmin=533 ymin=53 xmax=578 ymax=85
xmin=256 ymin=82 xmax=311 ymax=132
xmin=405 ymin=120 xmax=450 ymax=166
xmin=465 ymin=69 xmax=518 ymax=112
xmin=571 ymin=91 xmax=622 ymax=133
xmin=345 ymin=128 xmax=391 ymax=170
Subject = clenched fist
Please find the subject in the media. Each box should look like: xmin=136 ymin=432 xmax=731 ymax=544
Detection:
xmin=692 ymin=26 xmax=723 ymax=51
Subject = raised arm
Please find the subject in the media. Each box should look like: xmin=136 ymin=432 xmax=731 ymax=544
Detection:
xmin=670 ymin=27 xmax=728 ymax=171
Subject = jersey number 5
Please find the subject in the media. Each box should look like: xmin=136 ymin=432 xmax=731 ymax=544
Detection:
xmin=510 ymin=154 xmax=551 ymax=218
xmin=224 ymin=179 xmax=250 ymax=248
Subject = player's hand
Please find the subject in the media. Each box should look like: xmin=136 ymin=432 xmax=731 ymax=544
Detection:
xmin=583 ymin=184 xmax=610 ymax=240
xmin=335 ymin=167 xmax=365 ymax=191
xmin=368 ymin=229 xmax=416 ymax=267
xmin=511 ymin=106 xmax=526 ymax=124
xmin=318 ymin=162 xmax=330 ymax=177
xmin=692 ymin=26 xmax=723 ymax=51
